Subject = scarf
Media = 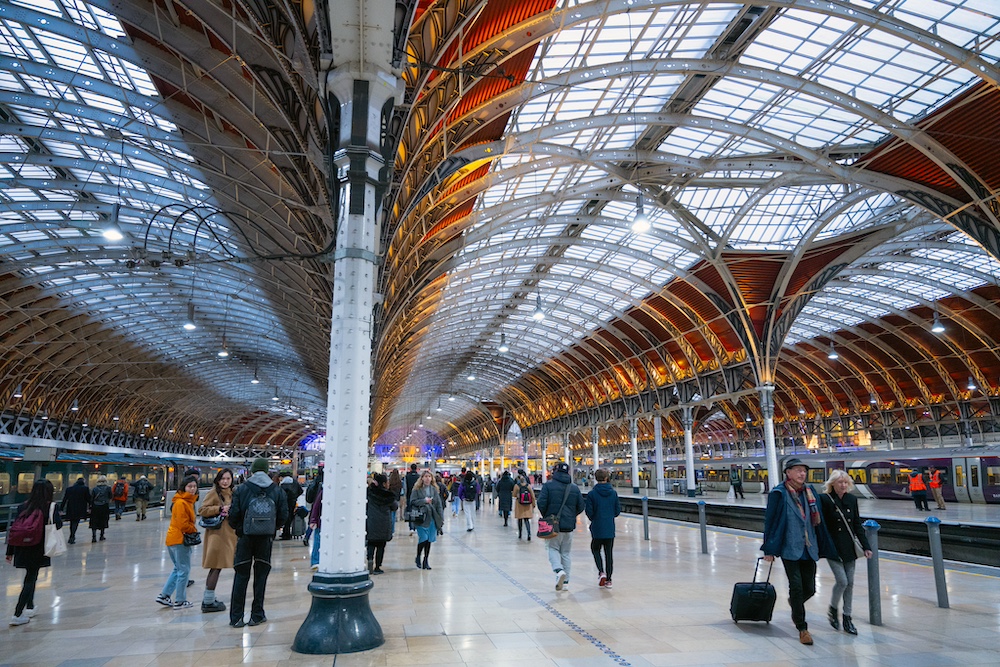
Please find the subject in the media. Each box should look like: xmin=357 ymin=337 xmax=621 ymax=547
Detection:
xmin=787 ymin=483 xmax=821 ymax=547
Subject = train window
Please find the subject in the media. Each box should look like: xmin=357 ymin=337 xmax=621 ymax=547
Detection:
xmin=954 ymin=466 xmax=964 ymax=487
xmin=970 ymin=465 xmax=979 ymax=487
xmin=847 ymin=468 xmax=867 ymax=485
xmin=869 ymin=468 xmax=891 ymax=484
xmin=17 ymin=472 xmax=35 ymax=493
xmin=88 ymin=473 xmax=102 ymax=488
xmin=0 ymin=472 xmax=8 ymax=494
xmin=45 ymin=472 xmax=64 ymax=495
xmin=986 ymin=467 xmax=1000 ymax=486
xmin=807 ymin=469 xmax=826 ymax=484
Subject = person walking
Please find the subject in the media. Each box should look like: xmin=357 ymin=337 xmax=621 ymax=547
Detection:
xmin=729 ymin=467 xmax=745 ymax=499
xmin=156 ymin=476 xmax=199 ymax=610
xmin=404 ymin=463 xmax=420 ymax=535
xmin=366 ymin=473 xmax=398 ymax=574
xmin=6 ymin=480 xmax=62 ymax=626
xmin=227 ymin=458 xmax=287 ymax=627
xmin=111 ymin=475 xmax=129 ymax=520
xmin=133 ymin=475 xmax=153 ymax=520
xmin=307 ymin=483 xmax=322 ymax=571
xmin=387 ymin=469 xmax=403 ymax=533
xmin=928 ymin=466 xmax=947 ymax=510
xmin=89 ymin=475 xmax=112 ymax=542
xmin=279 ymin=472 xmax=302 ymax=540
xmin=408 ymin=471 xmax=444 ymax=570
xmin=449 ymin=476 xmax=461 ymax=516
xmin=513 ymin=470 xmax=535 ymax=540
xmin=60 ymin=477 xmax=89 ymax=545
xmin=458 ymin=471 xmax=479 ymax=532
xmin=819 ymin=470 xmax=871 ymax=636
xmin=585 ymin=468 xmax=621 ymax=588
xmin=495 ymin=470 xmax=514 ymax=527
xmin=483 ymin=475 xmax=494 ymax=505
xmin=762 ymin=457 xmax=831 ymax=646
xmin=199 ymin=468 xmax=236 ymax=613
xmin=909 ymin=469 xmax=930 ymax=511
xmin=536 ymin=462 xmax=585 ymax=591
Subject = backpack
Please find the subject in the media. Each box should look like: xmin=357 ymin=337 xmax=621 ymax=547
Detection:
xmin=243 ymin=487 xmax=277 ymax=535
xmin=305 ymin=479 xmax=320 ymax=504
xmin=462 ymin=480 xmax=477 ymax=501
xmin=113 ymin=480 xmax=126 ymax=498
xmin=7 ymin=508 xmax=44 ymax=547
xmin=518 ymin=484 xmax=533 ymax=505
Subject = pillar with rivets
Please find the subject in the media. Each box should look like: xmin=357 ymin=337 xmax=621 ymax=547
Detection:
xmin=591 ymin=425 xmax=600 ymax=474
xmin=759 ymin=384 xmax=778 ymax=491
xmin=682 ymin=406 xmax=696 ymax=497
xmin=629 ymin=417 xmax=640 ymax=493
xmin=653 ymin=414 xmax=665 ymax=496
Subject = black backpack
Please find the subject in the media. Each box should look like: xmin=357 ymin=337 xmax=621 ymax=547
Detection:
xmin=462 ymin=480 xmax=477 ymax=501
xmin=305 ymin=479 xmax=320 ymax=504
xmin=113 ymin=480 xmax=126 ymax=497
xmin=243 ymin=487 xmax=277 ymax=535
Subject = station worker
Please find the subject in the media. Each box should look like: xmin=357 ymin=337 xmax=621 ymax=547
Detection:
xmin=927 ymin=465 xmax=946 ymax=510
xmin=908 ymin=469 xmax=930 ymax=511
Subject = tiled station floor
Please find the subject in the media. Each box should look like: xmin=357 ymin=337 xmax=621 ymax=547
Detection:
xmin=2 ymin=499 xmax=998 ymax=667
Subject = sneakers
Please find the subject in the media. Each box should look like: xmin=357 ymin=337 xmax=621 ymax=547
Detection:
xmin=173 ymin=601 xmax=194 ymax=610
xmin=24 ymin=608 xmax=37 ymax=618
xmin=310 ymin=564 xmax=319 ymax=571
xmin=9 ymin=614 xmax=29 ymax=626
xmin=155 ymin=594 xmax=172 ymax=607
xmin=598 ymin=573 xmax=607 ymax=587
xmin=604 ymin=579 xmax=612 ymax=589
xmin=201 ymin=600 xmax=226 ymax=613
xmin=555 ymin=570 xmax=567 ymax=591
xmin=799 ymin=629 xmax=813 ymax=645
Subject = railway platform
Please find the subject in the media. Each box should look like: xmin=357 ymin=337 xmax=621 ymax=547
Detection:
xmin=2 ymin=500 xmax=998 ymax=666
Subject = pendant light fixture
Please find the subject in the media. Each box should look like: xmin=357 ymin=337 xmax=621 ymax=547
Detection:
xmin=217 ymin=296 xmax=230 ymax=357
xmin=827 ymin=342 xmax=838 ymax=360
xmin=931 ymin=310 xmax=945 ymax=333
xmin=497 ymin=331 xmax=509 ymax=353
xmin=467 ymin=373 xmax=476 ymax=381
xmin=631 ymin=193 xmax=651 ymax=234
xmin=272 ymin=387 xmax=280 ymax=401
xmin=102 ymin=203 xmax=124 ymax=242
xmin=12 ymin=384 xmax=22 ymax=399
xmin=217 ymin=338 xmax=229 ymax=357
xmin=531 ymin=293 xmax=546 ymax=321
xmin=183 ymin=301 xmax=197 ymax=331
xmin=251 ymin=368 xmax=260 ymax=384
xmin=967 ymin=376 xmax=976 ymax=391
xmin=70 ymin=398 xmax=79 ymax=412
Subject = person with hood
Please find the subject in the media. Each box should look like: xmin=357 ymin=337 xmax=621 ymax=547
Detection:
xmin=495 ymin=470 xmax=515 ymax=526
xmin=457 ymin=471 xmax=479 ymax=532
xmin=155 ymin=475 xmax=199 ymax=609
xmin=7 ymin=480 xmax=61 ymax=626
xmin=585 ymin=468 xmax=621 ymax=588
xmin=227 ymin=458 xmax=288 ymax=627
xmin=537 ymin=462 xmax=585 ymax=591
xmin=366 ymin=473 xmax=398 ymax=574
xmin=133 ymin=475 xmax=153 ymax=520
xmin=762 ymin=457 xmax=832 ymax=646
xmin=60 ymin=477 xmax=89 ymax=544
xmin=512 ymin=470 xmax=536 ymax=540
xmin=408 ymin=470 xmax=444 ymax=570
xmin=279 ymin=472 xmax=302 ymax=540
xmin=89 ymin=475 xmax=112 ymax=542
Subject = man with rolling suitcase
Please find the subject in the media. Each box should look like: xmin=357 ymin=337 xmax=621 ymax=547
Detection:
xmin=761 ymin=457 xmax=830 ymax=646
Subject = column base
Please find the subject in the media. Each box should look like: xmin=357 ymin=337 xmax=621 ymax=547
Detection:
xmin=633 ymin=486 xmax=640 ymax=494
xmin=292 ymin=572 xmax=383 ymax=655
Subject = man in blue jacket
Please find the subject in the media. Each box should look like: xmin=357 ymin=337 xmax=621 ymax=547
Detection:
xmin=537 ymin=462 xmax=584 ymax=591
xmin=584 ymin=468 xmax=621 ymax=588
xmin=762 ymin=457 xmax=828 ymax=646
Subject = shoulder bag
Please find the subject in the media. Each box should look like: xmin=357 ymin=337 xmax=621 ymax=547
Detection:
xmin=536 ymin=482 xmax=572 ymax=539
xmin=43 ymin=504 xmax=67 ymax=557
xmin=828 ymin=494 xmax=865 ymax=559
xmin=183 ymin=531 xmax=202 ymax=547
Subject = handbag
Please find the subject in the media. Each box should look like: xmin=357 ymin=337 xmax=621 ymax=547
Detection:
xmin=198 ymin=514 xmax=224 ymax=529
xmin=43 ymin=504 xmax=67 ymax=557
xmin=828 ymin=494 xmax=866 ymax=559
xmin=182 ymin=531 xmax=202 ymax=547
xmin=404 ymin=504 xmax=426 ymax=523
xmin=537 ymin=482 xmax=572 ymax=539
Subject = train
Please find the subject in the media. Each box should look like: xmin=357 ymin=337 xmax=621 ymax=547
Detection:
xmin=0 ymin=446 xmax=246 ymax=528
xmin=596 ymin=446 xmax=1000 ymax=504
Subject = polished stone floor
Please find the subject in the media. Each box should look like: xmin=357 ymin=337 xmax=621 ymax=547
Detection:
xmin=2 ymin=497 xmax=998 ymax=666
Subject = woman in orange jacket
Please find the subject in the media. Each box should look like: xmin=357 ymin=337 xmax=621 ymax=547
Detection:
xmin=156 ymin=476 xmax=199 ymax=609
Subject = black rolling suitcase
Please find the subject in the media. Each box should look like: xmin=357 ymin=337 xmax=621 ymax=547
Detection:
xmin=730 ymin=557 xmax=776 ymax=623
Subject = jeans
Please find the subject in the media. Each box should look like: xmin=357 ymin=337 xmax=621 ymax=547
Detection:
xmin=462 ymin=500 xmax=476 ymax=529
xmin=311 ymin=529 xmax=321 ymax=567
xmin=546 ymin=531 xmax=573 ymax=582
xmin=912 ymin=490 xmax=929 ymax=510
xmin=782 ymin=558 xmax=817 ymax=630
xmin=451 ymin=497 xmax=460 ymax=514
xmin=231 ymin=535 xmax=273 ymax=623
xmin=113 ymin=499 xmax=126 ymax=519
xmin=590 ymin=537 xmax=614 ymax=578
xmin=828 ymin=558 xmax=856 ymax=615
xmin=15 ymin=567 xmax=40 ymax=615
xmin=161 ymin=544 xmax=192 ymax=603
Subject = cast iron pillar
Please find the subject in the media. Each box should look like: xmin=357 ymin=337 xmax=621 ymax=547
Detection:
xmin=653 ymin=414 xmax=665 ymax=496
xmin=759 ymin=384 xmax=778 ymax=493
xmin=682 ymin=406 xmax=695 ymax=497
xmin=629 ymin=417 xmax=640 ymax=493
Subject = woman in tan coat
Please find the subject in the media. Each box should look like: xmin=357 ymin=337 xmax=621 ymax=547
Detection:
xmin=513 ymin=470 xmax=536 ymax=541
xmin=198 ymin=468 xmax=236 ymax=613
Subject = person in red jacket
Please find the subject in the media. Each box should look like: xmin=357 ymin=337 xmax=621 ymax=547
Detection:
xmin=156 ymin=476 xmax=199 ymax=609
xmin=111 ymin=475 xmax=129 ymax=521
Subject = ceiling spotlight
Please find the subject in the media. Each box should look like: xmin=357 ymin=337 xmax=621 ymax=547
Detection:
xmin=101 ymin=204 xmax=124 ymax=242
xmin=272 ymin=388 xmax=280 ymax=401
xmin=251 ymin=370 xmax=260 ymax=384
xmin=41 ymin=411 xmax=48 ymax=420
xmin=112 ymin=414 xmax=119 ymax=421
xmin=217 ymin=339 xmax=229 ymax=358
xmin=143 ymin=421 xmax=150 ymax=428
xmin=967 ymin=377 xmax=976 ymax=391
xmin=798 ymin=406 xmax=806 ymax=414
xmin=869 ymin=393 xmax=878 ymax=405
xmin=498 ymin=331 xmax=509 ymax=354
xmin=12 ymin=384 xmax=22 ymax=399
xmin=531 ymin=293 xmax=546 ymax=321
xmin=631 ymin=194 xmax=651 ymax=234
xmin=931 ymin=311 xmax=945 ymax=333
xmin=467 ymin=373 xmax=476 ymax=381
xmin=448 ymin=394 xmax=455 ymax=401
xmin=183 ymin=301 xmax=197 ymax=331
xmin=70 ymin=398 xmax=79 ymax=412
xmin=827 ymin=342 xmax=838 ymax=360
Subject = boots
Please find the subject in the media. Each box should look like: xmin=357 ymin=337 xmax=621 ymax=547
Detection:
xmin=367 ymin=559 xmax=374 ymax=574
xmin=842 ymin=614 xmax=857 ymax=635
xmin=422 ymin=557 xmax=431 ymax=570
xmin=828 ymin=606 xmax=839 ymax=630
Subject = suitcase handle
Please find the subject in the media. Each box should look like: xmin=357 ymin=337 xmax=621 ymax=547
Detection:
xmin=753 ymin=557 xmax=773 ymax=584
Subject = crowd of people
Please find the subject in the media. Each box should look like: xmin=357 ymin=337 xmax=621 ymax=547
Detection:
xmin=8 ymin=454 xmax=881 ymax=649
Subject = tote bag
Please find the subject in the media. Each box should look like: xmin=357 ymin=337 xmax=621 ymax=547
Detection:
xmin=43 ymin=504 xmax=67 ymax=557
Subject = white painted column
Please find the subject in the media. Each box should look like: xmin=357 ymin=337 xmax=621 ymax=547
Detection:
xmin=653 ymin=414 xmax=665 ymax=496
xmin=760 ymin=384 xmax=778 ymax=493
xmin=591 ymin=425 xmax=600 ymax=474
xmin=540 ymin=435 xmax=547 ymax=480
xmin=563 ymin=432 xmax=571 ymax=478
xmin=629 ymin=417 xmax=640 ymax=493
xmin=682 ymin=406 xmax=696 ymax=497
xmin=489 ymin=445 xmax=495 ymax=478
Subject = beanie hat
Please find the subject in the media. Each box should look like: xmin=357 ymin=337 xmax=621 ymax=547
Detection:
xmin=373 ymin=473 xmax=387 ymax=486
xmin=250 ymin=458 xmax=270 ymax=474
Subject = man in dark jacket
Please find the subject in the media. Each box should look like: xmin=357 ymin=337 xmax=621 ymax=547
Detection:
xmin=227 ymin=458 xmax=288 ymax=628
xmin=537 ymin=462 xmax=585 ymax=591
xmin=279 ymin=473 xmax=302 ymax=540
xmin=584 ymin=468 xmax=621 ymax=588
xmin=495 ymin=470 xmax=515 ymax=526
xmin=133 ymin=475 xmax=153 ymax=521
xmin=404 ymin=463 xmax=420 ymax=534
xmin=61 ymin=477 xmax=90 ymax=544
xmin=365 ymin=473 xmax=398 ymax=574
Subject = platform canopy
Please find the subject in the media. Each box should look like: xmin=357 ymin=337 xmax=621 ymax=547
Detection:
xmin=0 ymin=0 xmax=999 ymax=458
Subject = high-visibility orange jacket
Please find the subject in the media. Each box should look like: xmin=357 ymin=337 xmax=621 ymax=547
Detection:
xmin=929 ymin=470 xmax=942 ymax=489
xmin=909 ymin=473 xmax=927 ymax=492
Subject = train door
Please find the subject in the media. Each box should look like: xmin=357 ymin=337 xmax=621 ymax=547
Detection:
xmin=953 ymin=458 xmax=985 ymax=503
